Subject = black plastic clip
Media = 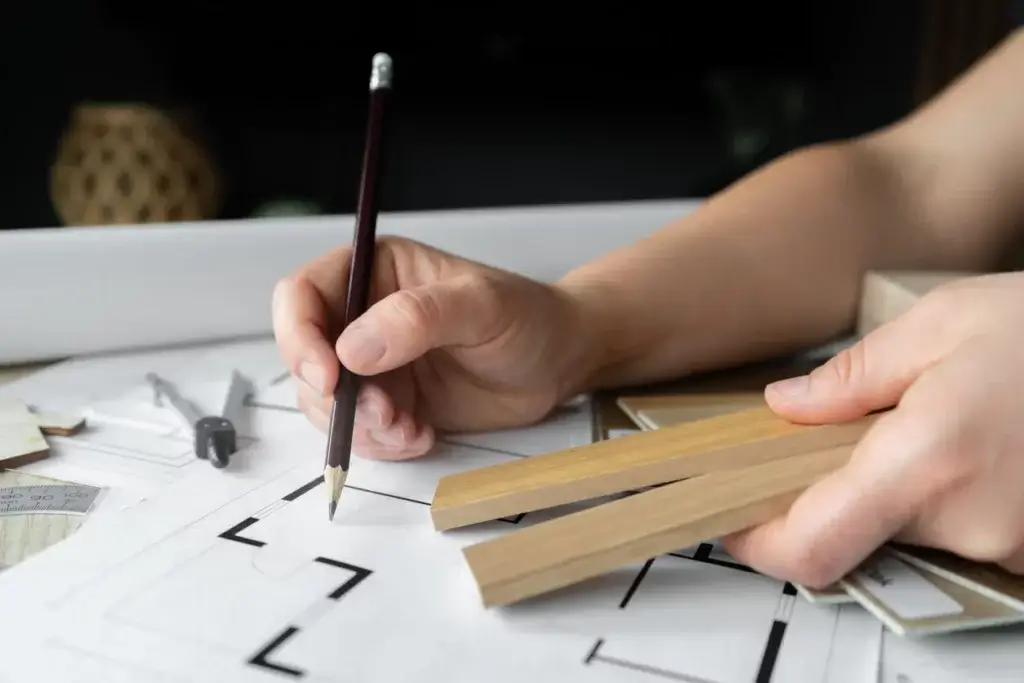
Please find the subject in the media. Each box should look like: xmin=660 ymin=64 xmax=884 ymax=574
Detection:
xmin=194 ymin=416 xmax=237 ymax=469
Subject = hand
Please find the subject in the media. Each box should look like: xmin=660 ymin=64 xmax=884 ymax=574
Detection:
xmin=271 ymin=236 xmax=592 ymax=460
xmin=723 ymin=272 xmax=1024 ymax=586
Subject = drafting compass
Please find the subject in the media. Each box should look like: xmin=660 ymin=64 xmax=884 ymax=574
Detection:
xmin=145 ymin=371 xmax=242 ymax=469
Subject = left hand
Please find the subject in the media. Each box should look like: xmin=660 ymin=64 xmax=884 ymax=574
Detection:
xmin=722 ymin=271 xmax=1024 ymax=587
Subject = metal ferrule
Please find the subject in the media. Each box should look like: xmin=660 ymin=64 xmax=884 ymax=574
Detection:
xmin=370 ymin=52 xmax=393 ymax=90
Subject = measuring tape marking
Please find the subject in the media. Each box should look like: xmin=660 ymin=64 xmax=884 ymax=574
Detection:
xmin=0 ymin=484 xmax=101 ymax=516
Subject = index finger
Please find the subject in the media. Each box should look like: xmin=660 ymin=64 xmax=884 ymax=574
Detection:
xmin=272 ymin=273 xmax=344 ymax=397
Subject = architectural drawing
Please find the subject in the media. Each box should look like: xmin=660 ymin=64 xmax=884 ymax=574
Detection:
xmin=0 ymin=339 xmax=885 ymax=681
xmin=0 ymin=408 xmax=876 ymax=683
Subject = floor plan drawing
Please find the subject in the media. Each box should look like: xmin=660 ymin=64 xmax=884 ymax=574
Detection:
xmin=0 ymin=339 xmax=885 ymax=682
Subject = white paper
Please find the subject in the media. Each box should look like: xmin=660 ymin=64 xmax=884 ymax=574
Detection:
xmin=0 ymin=200 xmax=697 ymax=364
xmin=879 ymin=624 xmax=1024 ymax=682
xmin=0 ymin=338 xmax=879 ymax=682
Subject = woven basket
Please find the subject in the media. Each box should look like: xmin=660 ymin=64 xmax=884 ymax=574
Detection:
xmin=50 ymin=104 xmax=222 ymax=226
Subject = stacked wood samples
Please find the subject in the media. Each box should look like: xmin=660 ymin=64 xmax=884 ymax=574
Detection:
xmin=431 ymin=406 xmax=880 ymax=531
xmin=462 ymin=445 xmax=855 ymax=607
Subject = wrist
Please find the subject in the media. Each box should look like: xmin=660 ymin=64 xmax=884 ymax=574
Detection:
xmin=549 ymin=273 xmax=638 ymax=399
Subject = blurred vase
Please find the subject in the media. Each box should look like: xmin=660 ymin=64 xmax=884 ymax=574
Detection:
xmin=49 ymin=104 xmax=222 ymax=226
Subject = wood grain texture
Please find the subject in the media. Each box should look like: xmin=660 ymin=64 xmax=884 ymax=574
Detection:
xmin=0 ymin=470 xmax=86 ymax=570
xmin=461 ymin=445 xmax=853 ymax=607
xmin=0 ymin=401 xmax=49 ymax=468
xmin=431 ymin=406 xmax=879 ymax=530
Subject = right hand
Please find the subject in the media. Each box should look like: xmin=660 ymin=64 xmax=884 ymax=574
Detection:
xmin=271 ymin=236 xmax=595 ymax=460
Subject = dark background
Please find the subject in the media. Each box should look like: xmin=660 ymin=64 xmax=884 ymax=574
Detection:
xmin=2 ymin=1 xmax=1018 ymax=229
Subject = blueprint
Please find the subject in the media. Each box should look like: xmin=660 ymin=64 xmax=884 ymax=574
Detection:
xmin=0 ymin=337 xmax=887 ymax=682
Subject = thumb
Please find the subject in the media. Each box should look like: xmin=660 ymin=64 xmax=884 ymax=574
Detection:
xmin=765 ymin=315 xmax=947 ymax=424
xmin=336 ymin=273 xmax=506 ymax=375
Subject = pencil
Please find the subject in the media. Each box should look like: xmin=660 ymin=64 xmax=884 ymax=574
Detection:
xmin=324 ymin=52 xmax=394 ymax=521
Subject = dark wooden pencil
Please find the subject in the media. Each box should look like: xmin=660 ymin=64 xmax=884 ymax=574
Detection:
xmin=324 ymin=52 xmax=394 ymax=521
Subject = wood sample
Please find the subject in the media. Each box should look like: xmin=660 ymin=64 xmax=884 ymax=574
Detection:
xmin=0 ymin=470 xmax=86 ymax=570
xmin=0 ymin=401 xmax=49 ymax=469
xmin=616 ymin=392 xmax=766 ymax=431
xmin=31 ymin=410 xmax=86 ymax=436
xmin=857 ymin=270 xmax=972 ymax=337
xmin=619 ymin=391 xmax=852 ymax=604
xmin=461 ymin=445 xmax=853 ymax=607
xmin=890 ymin=544 xmax=1024 ymax=611
xmin=431 ymin=406 xmax=880 ymax=531
xmin=841 ymin=549 xmax=1024 ymax=636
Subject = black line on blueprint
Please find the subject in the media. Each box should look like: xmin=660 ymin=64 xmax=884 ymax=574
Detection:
xmin=754 ymin=621 xmax=787 ymax=683
xmin=270 ymin=371 xmax=291 ymax=385
xmin=248 ymin=626 xmax=305 ymax=677
xmin=592 ymin=653 xmax=721 ymax=683
xmin=584 ymin=638 xmax=603 ymax=664
xmin=753 ymin=582 xmax=797 ymax=683
xmin=219 ymin=518 xmax=265 ymax=547
xmin=345 ymin=484 xmax=430 ymax=506
xmin=314 ymin=557 xmax=373 ymax=599
xmin=619 ymin=558 xmax=654 ymax=609
xmin=284 ymin=476 xmax=324 ymax=501
xmin=436 ymin=436 xmax=530 ymax=459
xmin=666 ymin=549 xmax=755 ymax=574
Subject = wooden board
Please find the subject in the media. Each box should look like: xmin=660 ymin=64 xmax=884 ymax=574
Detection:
xmin=890 ymin=544 xmax=1024 ymax=611
xmin=30 ymin=410 xmax=86 ymax=436
xmin=841 ymin=549 xmax=1024 ymax=636
xmin=0 ymin=401 xmax=49 ymax=468
xmin=461 ymin=445 xmax=853 ymax=607
xmin=431 ymin=406 xmax=880 ymax=531
xmin=0 ymin=470 xmax=87 ymax=570
xmin=618 ymin=391 xmax=852 ymax=604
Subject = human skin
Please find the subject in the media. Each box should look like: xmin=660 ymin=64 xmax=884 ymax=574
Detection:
xmin=724 ymin=272 xmax=1024 ymax=585
xmin=273 ymin=30 xmax=1024 ymax=582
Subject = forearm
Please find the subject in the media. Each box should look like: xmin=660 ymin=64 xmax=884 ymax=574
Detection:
xmin=557 ymin=139 xmax=993 ymax=393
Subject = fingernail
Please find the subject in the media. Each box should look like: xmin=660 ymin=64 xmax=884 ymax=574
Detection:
xmin=341 ymin=321 xmax=386 ymax=367
xmin=766 ymin=375 xmax=810 ymax=398
xmin=298 ymin=361 xmax=326 ymax=395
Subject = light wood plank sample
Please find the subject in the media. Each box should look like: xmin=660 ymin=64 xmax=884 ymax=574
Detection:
xmin=0 ymin=470 xmax=86 ymax=570
xmin=30 ymin=410 xmax=86 ymax=436
xmin=841 ymin=549 xmax=1024 ymax=637
xmin=857 ymin=270 xmax=973 ymax=337
xmin=0 ymin=401 xmax=49 ymax=468
xmin=617 ymin=392 xmax=766 ymax=431
xmin=890 ymin=544 xmax=1024 ymax=611
xmin=461 ymin=445 xmax=853 ymax=607
xmin=431 ymin=406 xmax=879 ymax=531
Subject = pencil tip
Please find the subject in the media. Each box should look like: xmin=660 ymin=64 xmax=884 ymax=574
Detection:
xmin=328 ymin=500 xmax=337 ymax=521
